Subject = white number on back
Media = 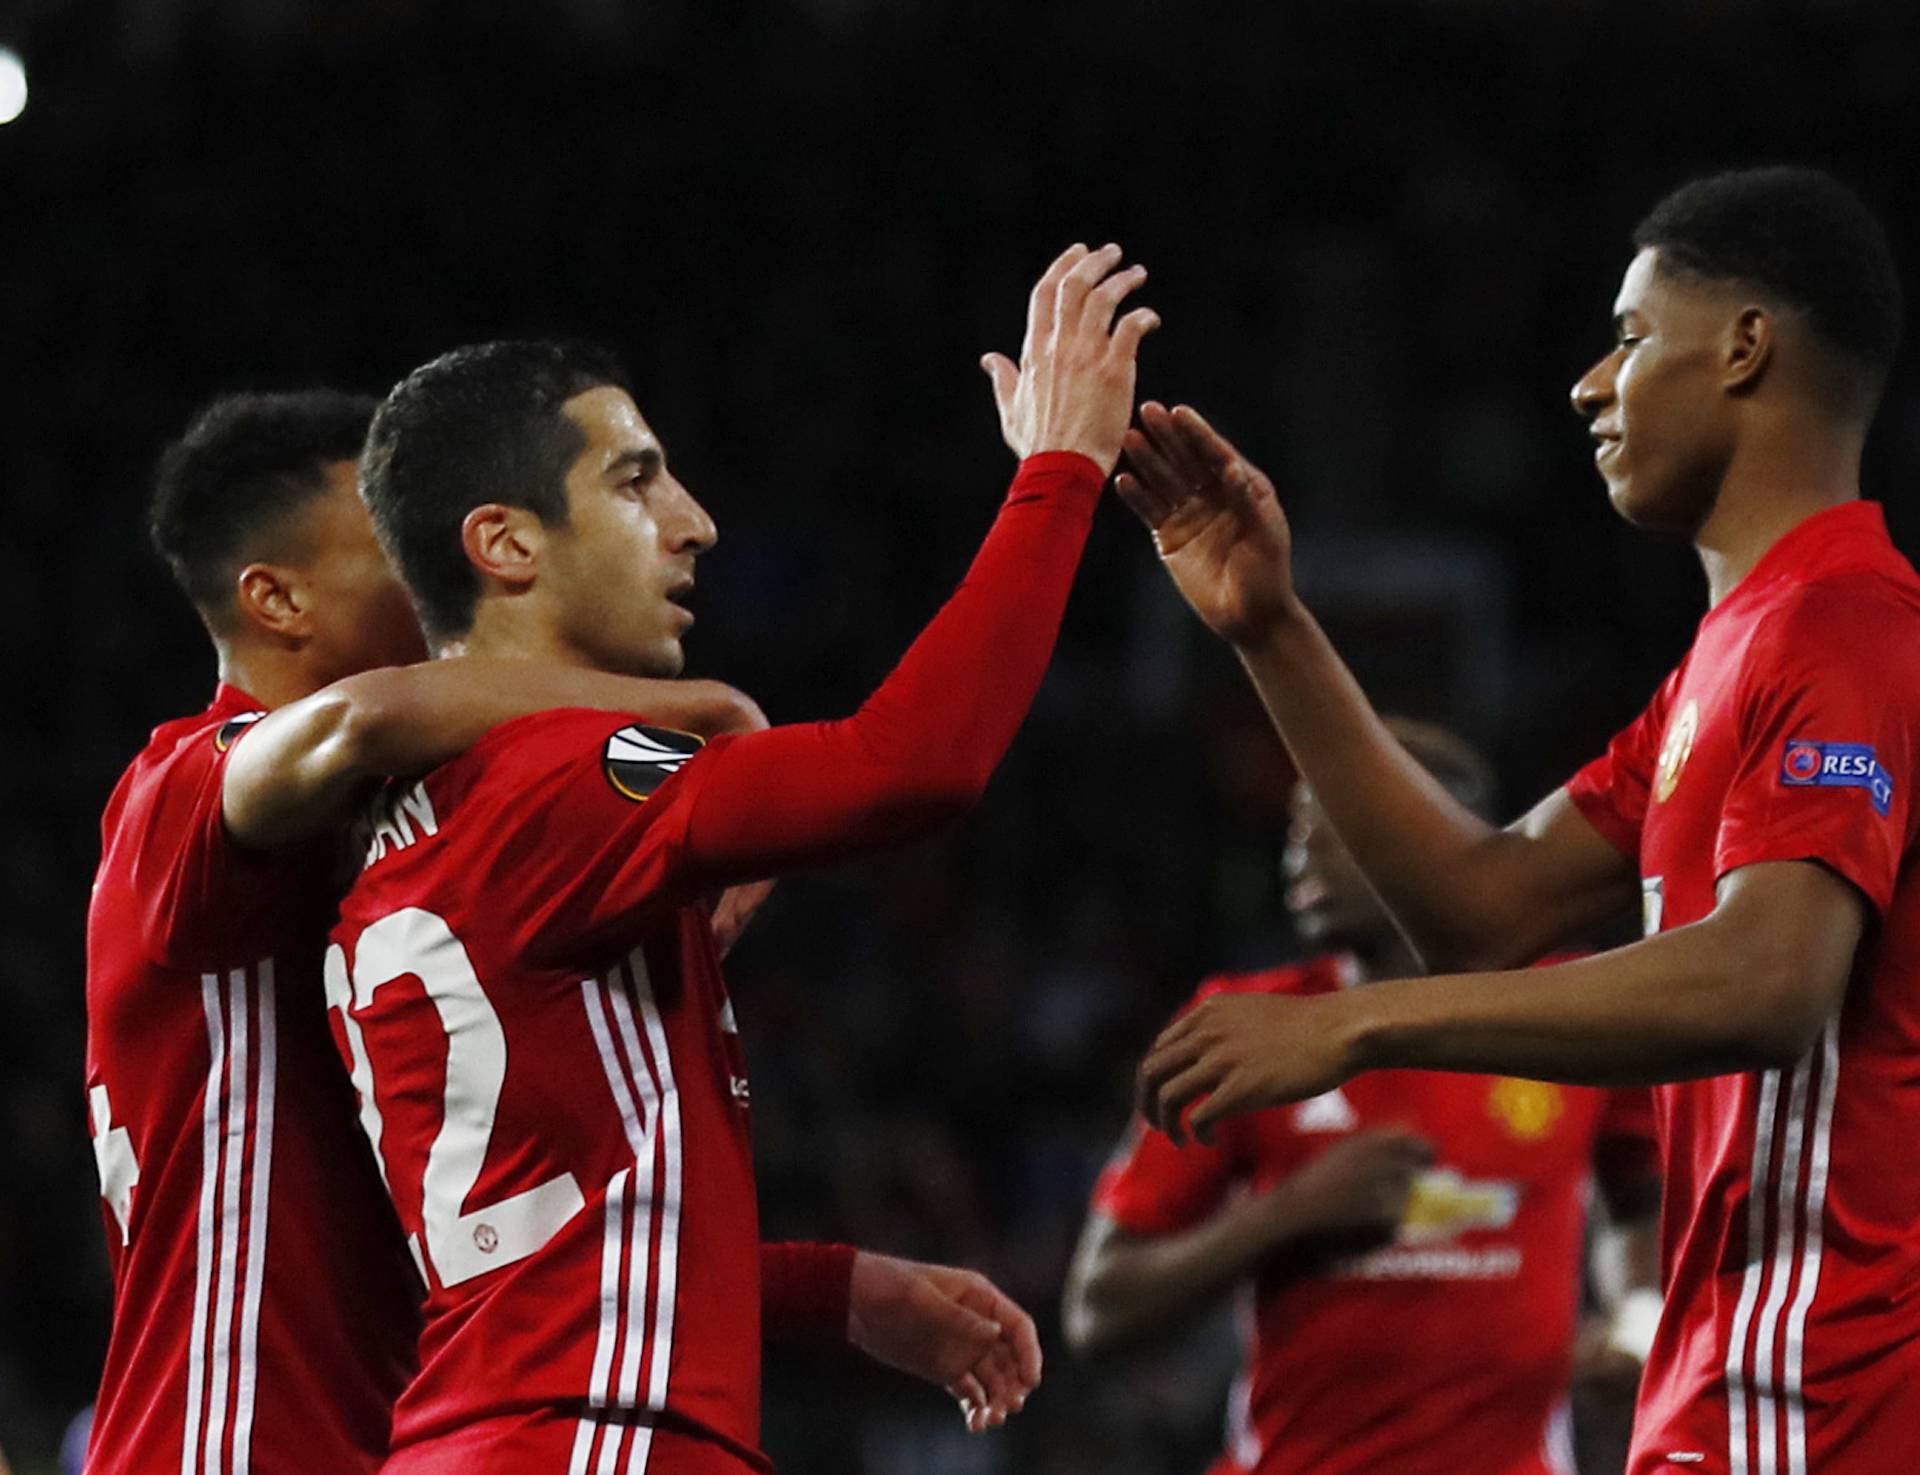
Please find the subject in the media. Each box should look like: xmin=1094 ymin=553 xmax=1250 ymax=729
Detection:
xmin=325 ymin=908 xmax=583 ymax=1287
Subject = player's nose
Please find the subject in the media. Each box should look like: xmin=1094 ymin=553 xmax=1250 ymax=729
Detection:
xmin=662 ymin=475 xmax=718 ymax=555
xmin=1570 ymin=355 xmax=1613 ymax=419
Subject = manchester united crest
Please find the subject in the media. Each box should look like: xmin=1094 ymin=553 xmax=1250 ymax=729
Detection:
xmin=1653 ymin=698 xmax=1699 ymax=804
xmin=1487 ymin=1078 xmax=1565 ymax=1142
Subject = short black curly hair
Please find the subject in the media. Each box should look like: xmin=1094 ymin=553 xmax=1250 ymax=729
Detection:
xmin=1634 ymin=167 xmax=1903 ymax=405
xmin=360 ymin=340 xmax=631 ymax=644
xmin=150 ymin=390 xmax=379 ymax=628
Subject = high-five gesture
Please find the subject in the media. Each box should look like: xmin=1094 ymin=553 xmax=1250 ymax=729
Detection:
xmin=982 ymin=243 xmax=1159 ymax=474
xmin=1117 ymin=403 xmax=1298 ymax=645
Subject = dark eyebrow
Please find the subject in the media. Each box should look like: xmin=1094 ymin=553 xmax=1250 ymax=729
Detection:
xmin=606 ymin=446 xmax=663 ymax=480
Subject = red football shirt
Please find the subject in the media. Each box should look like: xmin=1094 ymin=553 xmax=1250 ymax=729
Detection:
xmin=325 ymin=452 xmax=1106 ymax=1474
xmin=1094 ymin=957 xmax=1657 ymax=1475
xmin=84 ymin=684 xmax=421 ymax=1475
xmin=1567 ymin=500 xmax=1920 ymax=1475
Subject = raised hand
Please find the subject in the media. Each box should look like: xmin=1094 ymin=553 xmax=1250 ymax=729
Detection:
xmin=1137 ymin=990 xmax=1358 ymax=1146
xmin=982 ymin=243 xmax=1159 ymax=474
xmin=1116 ymin=403 xmax=1299 ymax=646
xmin=847 ymin=1252 xmax=1044 ymax=1433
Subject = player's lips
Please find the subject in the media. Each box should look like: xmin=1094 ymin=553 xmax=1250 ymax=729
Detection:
xmin=664 ymin=580 xmax=696 ymax=627
xmin=1590 ymin=425 xmax=1622 ymax=464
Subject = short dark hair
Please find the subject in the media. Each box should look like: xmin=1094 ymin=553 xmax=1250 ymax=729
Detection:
xmin=1634 ymin=166 xmax=1903 ymax=402
xmin=361 ymin=339 xmax=631 ymax=642
xmin=150 ymin=390 xmax=379 ymax=628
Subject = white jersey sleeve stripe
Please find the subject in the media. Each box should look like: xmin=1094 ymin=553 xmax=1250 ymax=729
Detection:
xmin=229 ymin=960 xmax=277 ymax=1475
xmin=631 ymin=950 xmax=683 ymax=1422
xmin=606 ymin=969 xmax=661 ymax=1412
xmin=1752 ymin=1047 xmax=1816 ymax=1475
xmin=570 ymin=1166 xmax=630 ymax=1474
xmin=202 ymin=965 xmax=252 ymax=1474
xmin=1782 ymin=1023 xmax=1841 ymax=1475
xmin=1725 ymin=1066 xmax=1783 ymax=1475
xmin=182 ymin=972 xmax=227 ymax=1475
xmin=584 ymin=977 xmax=649 ymax=1160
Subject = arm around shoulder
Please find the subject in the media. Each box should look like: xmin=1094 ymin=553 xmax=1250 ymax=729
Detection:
xmin=223 ymin=661 xmax=767 ymax=849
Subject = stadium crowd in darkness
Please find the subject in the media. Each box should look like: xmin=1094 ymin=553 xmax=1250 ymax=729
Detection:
xmin=3 ymin=1 xmax=1917 ymax=1470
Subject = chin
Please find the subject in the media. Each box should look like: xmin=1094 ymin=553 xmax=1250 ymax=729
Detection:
xmin=1605 ymin=454 xmax=1724 ymax=538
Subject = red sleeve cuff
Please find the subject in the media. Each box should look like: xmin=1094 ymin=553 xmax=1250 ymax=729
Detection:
xmin=1014 ymin=449 xmax=1107 ymax=494
xmin=761 ymin=1241 xmax=857 ymax=1345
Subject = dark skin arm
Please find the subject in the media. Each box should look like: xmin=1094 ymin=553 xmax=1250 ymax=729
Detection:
xmin=223 ymin=659 xmax=766 ymax=848
xmin=1117 ymin=404 xmax=1640 ymax=972
xmin=1062 ymin=1129 xmax=1433 ymax=1356
xmin=1139 ymin=861 xmax=1863 ymax=1143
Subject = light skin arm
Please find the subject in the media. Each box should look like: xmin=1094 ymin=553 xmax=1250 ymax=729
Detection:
xmin=223 ymin=659 xmax=767 ymax=848
xmin=1062 ymin=1129 xmax=1433 ymax=1356
xmin=1140 ymin=860 xmax=1863 ymax=1143
xmin=1117 ymin=403 xmax=1640 ymax=971
xmin=847 ymin=1252 xmax=1044 ymax=1433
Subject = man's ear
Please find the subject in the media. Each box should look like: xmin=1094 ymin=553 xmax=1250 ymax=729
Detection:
xmin=234 ymin=563 xmax=310 ymax=642
xmin=461 ymin=503 xmax=545 ymax=594
xmin=1723 ymin=305 xmax=1776 ymax=396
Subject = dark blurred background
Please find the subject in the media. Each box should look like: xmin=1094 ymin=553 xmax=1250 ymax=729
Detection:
xmin=2 ymin=1 xmax=1916 ymax=1471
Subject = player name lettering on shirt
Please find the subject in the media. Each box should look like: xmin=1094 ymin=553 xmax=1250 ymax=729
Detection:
xmin=1338 ymin=1244 xmax=1524 ymax=1281
xmin=360 ymin=781 xmax=439 ymax=869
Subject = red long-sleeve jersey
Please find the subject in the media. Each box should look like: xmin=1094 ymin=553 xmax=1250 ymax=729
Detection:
xmin=325 ymin=452 xmax=1105 ymax=1473
xmin=85 ymin=686 xmax=421 ymax=1475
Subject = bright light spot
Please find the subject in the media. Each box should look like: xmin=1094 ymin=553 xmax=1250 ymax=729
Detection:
xmin=0 ymin=49 xmax=27 ymax=126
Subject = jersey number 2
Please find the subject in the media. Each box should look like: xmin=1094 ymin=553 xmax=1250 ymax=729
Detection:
xmin=325 ymin=908 xmax=584 ymax=1287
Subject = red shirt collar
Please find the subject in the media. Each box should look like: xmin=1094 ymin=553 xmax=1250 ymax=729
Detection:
xmin=212 ymin=681 xmax=267 ymax=716
xmin=1711 ymin=499 xmax=1892 ymax=618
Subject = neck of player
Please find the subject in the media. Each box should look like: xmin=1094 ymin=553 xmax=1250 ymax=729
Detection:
xmin=439 ymin=598 xmax=608 ymax=675
xmin=215 ymin=641 xmax=337 ymax=711
xmin=1692 ymin=416 xmax=1865 ymax=608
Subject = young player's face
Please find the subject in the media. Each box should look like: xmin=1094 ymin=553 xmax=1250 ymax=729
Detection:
xmin=544 ymin=386 xmax=717 ymax=678
xmin=1571 ymin=248 xmax=1740 ymax=535
xmin=286 ymin=460 xmax=429 ymax=681
xmin=1283 ymin=782 xmax=1394 ymax=950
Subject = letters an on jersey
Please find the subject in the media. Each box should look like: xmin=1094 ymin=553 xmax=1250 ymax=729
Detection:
xmin=330 ymin=708 xmax=765 ymax=1475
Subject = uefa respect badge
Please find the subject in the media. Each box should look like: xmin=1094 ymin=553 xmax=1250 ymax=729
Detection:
xmin=1779 ymin=739 xmax=1894 ymax=816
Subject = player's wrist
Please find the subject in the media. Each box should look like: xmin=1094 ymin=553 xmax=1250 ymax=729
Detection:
xmin=1229 ymin=590 xmax=1313 ymax=656
xmin=1331 ymin=986 xmax=1395 ymax=1077
xmin=1016 ymin=448 xmax=1108 ymax=488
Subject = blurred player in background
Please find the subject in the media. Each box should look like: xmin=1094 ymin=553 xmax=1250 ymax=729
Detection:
xmin=86 ymin=392 xmax=763 ymax=1475
xmin=1126 ymin=168 xmax=1918 ymax=1473
xmin=1065 ymin=719 xmax=1660 ymax=1475
xmin=313 ymin=243 xmax=1156 ymax=1474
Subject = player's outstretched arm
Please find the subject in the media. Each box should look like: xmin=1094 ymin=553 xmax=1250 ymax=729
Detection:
xmin=1117 ymin=404 xmax=1638 ymax=972
xmin=845 ymin=1252 xmax=1043 ymax=1434
xmin=223 ymin=659 xmax=766 ymax=847
xmin=1064 ymin=1129 xmax=1432 ymax=1356
xmin=652 ymin=245 xmax=1158 ymax=885
xmin=1138 ymin=859 xmax=1863 ymax=1143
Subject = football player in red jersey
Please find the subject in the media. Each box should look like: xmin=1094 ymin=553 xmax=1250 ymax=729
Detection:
xmin=1066 ymin=720 xmax=1660 ymax=1475
xmin=1125 ymin=168 xmax=1920 ymax=1474
xmin=87 ymin=391 xmax=775 ymax=1475
xmin=323 ymin=243 xmax=1156 ymax=1473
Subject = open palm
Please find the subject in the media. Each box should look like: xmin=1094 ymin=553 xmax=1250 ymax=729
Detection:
xmin=1117 ymin=403 xmax=1298 ymax=645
